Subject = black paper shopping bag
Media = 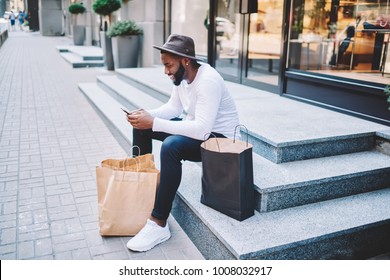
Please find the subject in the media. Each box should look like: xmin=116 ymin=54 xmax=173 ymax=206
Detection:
xmin=200 ymin=127 xmax=254 ymax=221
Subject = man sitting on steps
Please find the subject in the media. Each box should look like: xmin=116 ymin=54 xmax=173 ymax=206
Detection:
xmin=125 ymin=34 xmax=240 ymax=252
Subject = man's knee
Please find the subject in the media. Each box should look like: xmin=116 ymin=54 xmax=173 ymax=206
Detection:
xmin=161 ymin=136 xmax=188 ymax=158
xmin=161 ymin=136 xmax=180 ymax=152
xmin=160 ymin=135 xmax=201 ymax=162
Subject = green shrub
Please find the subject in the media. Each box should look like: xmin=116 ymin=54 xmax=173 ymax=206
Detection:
xmin=92 ymin=0 xmax=121 ymax=16
xmin=68 ymin=3 xmax=86 ymax=14
xmin=107 ymin=20 xmax=143 ymax=37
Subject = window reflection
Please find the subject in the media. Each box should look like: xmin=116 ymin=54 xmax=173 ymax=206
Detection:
xmin=171 ymin=0 xmax=209 ymax=58
xmin=288 ymin=0 xmax=390 ymax=82
xmin=247 ymin=0 xmax=283 ymax=86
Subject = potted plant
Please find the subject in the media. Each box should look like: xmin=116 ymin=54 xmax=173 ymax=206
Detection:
xmin=107 ymin=20 xmax=143 ymax=68
xmin=68 ymin=2 xmax=86 ymax=46
xmin=93 ymin=0 xmax=122 ymax=70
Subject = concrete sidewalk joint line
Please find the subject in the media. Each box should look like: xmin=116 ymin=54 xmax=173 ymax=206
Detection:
xmin=0 ymin=32 xmax=203 ymax=260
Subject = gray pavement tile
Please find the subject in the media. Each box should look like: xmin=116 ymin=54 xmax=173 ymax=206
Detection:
xmin=53 ymin=239 xmax=89 ymax=254
xmin=0 ymin=31 xmax=204 ymax=260
xmin=0 ymin=244 xmax=17 ymax=255
xmin=100 ymin=251 xmax=129 ymax=260
xmin=1 ymin=227 xmax=17 ymax=244
xmin=17 ymin=241 xmax=35 ymax=259
xmin=71 ymin=248 xmax=92 ymax=260
xmin=34 ymin=238 xmax=53 ymax=257
xmin=18 ymin=230 xmax=51 ymax=242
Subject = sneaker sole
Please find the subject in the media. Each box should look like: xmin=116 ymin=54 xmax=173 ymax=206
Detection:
xmin=128 ymin=233 xmax=171 ymax=252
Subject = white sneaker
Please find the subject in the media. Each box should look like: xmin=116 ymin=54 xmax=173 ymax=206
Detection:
xmin=126 ymin=219 xmax=171 ymax=252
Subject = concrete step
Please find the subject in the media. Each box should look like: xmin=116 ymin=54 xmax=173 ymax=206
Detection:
xmin=56 ymin=45 xmax=104 ymax=61
xmin=253 ymin=150 xmax=390 ymax=212
xmin=376 ymin=130 xmax=390 ymax=156
xmin=60 ymin=52 xmax=104 ymax=68
xmin=96 ymin=75 xmax=164 ymax=111
xmin=78 ymin=82 xmax=164 ymax=158
xmin=174 ymin=162 xmax=390 ymax=259
xmin=114 ymin=67 xmax=389 ymax=163
xmin=115 ymin=68 xmax=170 ymax=103
xmin=93 ymin=72 xmax=390 ymax=212
xmin=78 ymin=80 xmax=390 ymax=259
xmin=78 ymin=82 xmax=133 ymax=140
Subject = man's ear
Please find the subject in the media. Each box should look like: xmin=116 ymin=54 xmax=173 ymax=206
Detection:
xmin=182 ymin=58 xmax=190 ymax=66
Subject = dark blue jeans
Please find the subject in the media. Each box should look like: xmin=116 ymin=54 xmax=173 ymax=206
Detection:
xmin=132 ymin=126 xmax=225 ymax=220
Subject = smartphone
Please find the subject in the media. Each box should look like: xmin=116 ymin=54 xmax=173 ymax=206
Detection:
xmin=121 ymin=108 xmax=131 ymax=115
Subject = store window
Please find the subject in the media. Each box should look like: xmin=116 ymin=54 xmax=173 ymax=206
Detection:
xmin=287 ymin=0 xmax=390 ymax=83
xmin=214 ymin=0 xmax=284 ymax=89
xmin=247 ymin=0 xmax=283 ymax=86
xmin=171 ymin=0 xmax=209 ymax=59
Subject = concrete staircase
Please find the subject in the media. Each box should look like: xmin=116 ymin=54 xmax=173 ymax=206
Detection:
xmin=57 ymin=45 xmax=104 ymax=68
xmin=78 ymin=66 xmax=390 ymax=260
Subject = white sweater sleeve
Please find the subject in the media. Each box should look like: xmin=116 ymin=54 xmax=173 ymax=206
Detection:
xmin=152 ymin=78 xmax=221 ymax=140
xmin=148 ymin=89 xmax=183 ymax=120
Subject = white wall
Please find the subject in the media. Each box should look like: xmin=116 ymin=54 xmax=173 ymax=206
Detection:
xmin=121 ymin=0 xmax=164 ymax=66
xmin=39 ymin=0 xmax=62 ymax=36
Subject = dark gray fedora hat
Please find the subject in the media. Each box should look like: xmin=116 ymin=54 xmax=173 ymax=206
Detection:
xmin=153 ymin=34 xmax=198 ymax=60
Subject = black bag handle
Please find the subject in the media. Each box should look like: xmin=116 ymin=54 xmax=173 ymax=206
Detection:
xmin=130 ymin=145 xmax=141 ymax=157
xmin=233 ymin=124 xmax=249 ymax=147
xmin=203 ymin=133 xmax=221 ymax=152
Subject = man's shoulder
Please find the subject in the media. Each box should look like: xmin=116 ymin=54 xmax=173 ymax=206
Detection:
xmin=199 ymin=63 xmax=222 ymax=79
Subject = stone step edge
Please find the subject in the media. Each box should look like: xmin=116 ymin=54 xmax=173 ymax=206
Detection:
xmin=79 ymin=82 xmax=390 ymax=259
xmin=114 ymin=68 xmax=378 ymax=150
xmin=87 ymin=78 xmax=390 ymax=212
xmin=56 ymin=45 xmax=104 ymax=61
xmin=376 ymin=130 xmax=390 ymax=156
xmin=60 ymin=53 xmax=104 ymax=68
xmin=115 ymin=69 xmax=171 ymax=104
xmin=115 ymin=69 xmax=375 ymax=163
xmin=96 ymin=75 xmax=163 ymax=111
xmin=77 ymin=81 xmax=390 ymax=212
xmin=116 ymin=68 xmax=171 ymax=98
xmin=176 ymin=160 xmax=390 ymax=259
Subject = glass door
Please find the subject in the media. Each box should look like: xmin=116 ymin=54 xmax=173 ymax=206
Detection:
xmin=214 ymin=0 xmax=242 ymax=82
xmin=244 ymin=0 xmax=284 ymax=91
xmin=214 ymin=0 xmax=284 ymax=92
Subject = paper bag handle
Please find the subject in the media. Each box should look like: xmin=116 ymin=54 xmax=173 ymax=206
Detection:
xmin=123 ymin=145 xmax=141 ymax=170
xmin=121 ymin=146 xmax=142 ymax=181
xmin=203 ymin=133 xmax=221 ymax=152
xmin=233 ymin=124 xmax=249 ymax=147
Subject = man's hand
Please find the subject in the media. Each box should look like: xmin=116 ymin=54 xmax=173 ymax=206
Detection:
xmin=127 ymin=109 xmax=154 ymax=130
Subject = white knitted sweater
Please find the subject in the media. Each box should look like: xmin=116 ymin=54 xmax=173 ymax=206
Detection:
xmin=149 ymin=63 xmax=240 ymax=140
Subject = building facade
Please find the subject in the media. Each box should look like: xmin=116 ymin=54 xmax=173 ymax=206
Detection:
xmin=35 ymin=0 xmax=390 ymax=125
xmin=171 ymin=0 xmax=390 ymax=125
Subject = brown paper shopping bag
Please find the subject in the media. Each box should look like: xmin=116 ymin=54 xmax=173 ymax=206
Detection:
xmin=96 ymin=154 xmax=160 ymax=236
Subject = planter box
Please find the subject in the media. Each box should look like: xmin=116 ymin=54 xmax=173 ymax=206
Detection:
xmin=73 ymin=25 xmax=85 ymax=46
xmin=112 ymin=35 xmax=141 ymax=69
xmin=100 ymin=31 xmax=115 ymax=71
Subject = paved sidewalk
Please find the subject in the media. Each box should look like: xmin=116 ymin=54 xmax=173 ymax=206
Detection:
xmin=0 ymin=31 xmax=204 ymax=260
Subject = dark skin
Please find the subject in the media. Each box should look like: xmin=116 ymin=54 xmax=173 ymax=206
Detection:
xmin=126 ymin=52 xmax=199 ymax=227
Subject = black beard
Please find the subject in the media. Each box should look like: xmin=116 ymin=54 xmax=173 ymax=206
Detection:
xmin=173 ymin=63 xmax=185 ymax=86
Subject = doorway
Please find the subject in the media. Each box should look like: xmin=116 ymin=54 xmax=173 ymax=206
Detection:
xmin=214 ymin=0 xmax=284 ymax=93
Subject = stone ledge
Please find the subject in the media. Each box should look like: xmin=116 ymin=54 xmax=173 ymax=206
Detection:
xmin=60 ymin=53 xmax=104 ymax=68
xmin=115 ymin=67 xmax=389 ymax=162
xmin=177 ymin=161 xmax=390 ymax=259
xmin=79 ymin=79 xmax=390 ymax=259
